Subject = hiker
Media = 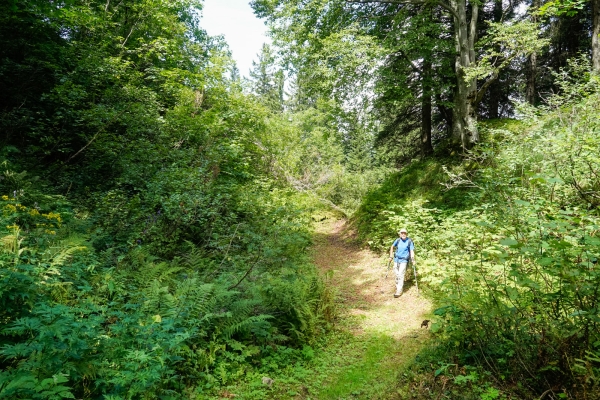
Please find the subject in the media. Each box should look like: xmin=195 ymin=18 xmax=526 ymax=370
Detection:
xmin=389 ymin=228 xmax=415 ymax=298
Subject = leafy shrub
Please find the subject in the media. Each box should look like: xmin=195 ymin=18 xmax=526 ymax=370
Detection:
xmin=355 ymin=82 xmax=600 ymax=397
xmin=0 ymin=166 xmax=335 ymax=399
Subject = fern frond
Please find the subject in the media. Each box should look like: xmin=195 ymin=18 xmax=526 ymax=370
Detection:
xmin=174 ymin=279 xmax=215 ymax=317
xmin=135 ymin=262 xmax=182 ymax=287
xmin=220 ymin=315 xmax=273 ymax=340
xmin=50 ymin=246 xmax=87 ymax=267
xmin=182 ymin=245 xmax=209 ymax=271
xmin=1 ymin=230 xmax=24 ymax=257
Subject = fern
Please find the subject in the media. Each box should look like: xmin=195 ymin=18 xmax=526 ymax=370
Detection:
xmin=131 ymin=261 xmax=182 ymax=290
xmin=181 ymin=243 xmax=211 ymax=272
xmin=173 ymin=278 xmax=215 ymax=319
xmin=1 ymin=228 xmax=25 ymax=264
xmin=220 ymin=315 xmax=274 ymax=341
xmin=48 ymin=244 xmax=87 ymax=268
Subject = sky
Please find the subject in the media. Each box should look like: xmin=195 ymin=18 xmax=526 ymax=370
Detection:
xmin=200 ymin=0 xmax=271 ymax=78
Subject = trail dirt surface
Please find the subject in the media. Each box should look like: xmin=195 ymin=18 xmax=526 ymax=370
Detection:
xmin=313 ymin=217 xmax=432 ymax=339
xmin=215 ymin=216 xmax=435 ymax=400
xmin=306 ymin=216 xmax=433 ymax=399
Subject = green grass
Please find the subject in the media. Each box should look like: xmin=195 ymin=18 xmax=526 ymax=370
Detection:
xmin=202 ymin=320 xmax=430 ymax=400
xmin=315 ymin=332 xmax=425 ymax=400
xmin=351 ymin=157 xmax=473 ymax=243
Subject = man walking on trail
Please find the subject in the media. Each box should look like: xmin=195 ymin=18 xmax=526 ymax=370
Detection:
xmin=389 ymin=228 xmax=415 ymax=298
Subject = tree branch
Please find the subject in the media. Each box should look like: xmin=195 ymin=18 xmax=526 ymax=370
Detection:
xmin=473 ymin=70 xmax=499 ymax=106
xmin=66 ymin=108 xmax=127 ymax=163
xmin=228 ymin=255 xmax=262 ymax=290
xmin=392 ymin=49 xmax=421 ymax=73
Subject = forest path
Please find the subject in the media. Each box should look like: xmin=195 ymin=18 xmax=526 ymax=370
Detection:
xmin=312 ymin=217 xmax=432 ymax=338
xmin=305 ymin=216 xmax=433 ymax=399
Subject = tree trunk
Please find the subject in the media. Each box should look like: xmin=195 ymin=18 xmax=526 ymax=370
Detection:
xmin=527 ymin=0 xmax=540 ymax=103
xmin=488 ymin=87 xmax=499 ymax=118
xmin=436 ymin=93 xmax=453 ymax=135
xmin=488 ymin=0 xmax=503 ymax=114
xmin=593 ymin=0 xmax=600 ymax=73
xmin=526 ymin=52 xmax=537 ymax=104
xmin=421 ymin=59 xmax=434 ymax=156
xmin=450 ymin=0 xmax=479 ymax=150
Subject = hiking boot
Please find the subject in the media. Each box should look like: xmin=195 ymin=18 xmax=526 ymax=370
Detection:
xmin=394 ymin=292 xmax=402 ymax=298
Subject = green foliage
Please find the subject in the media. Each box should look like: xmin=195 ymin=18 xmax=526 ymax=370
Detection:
xmin=249 ymin=43 xmax=285 ymax=112
xmin=538 ymin=0 xmax=588 ymax=17
xmin=465 ymin=20 xmax=549 ymax=83
xmin=5 ymin=0 xmax=598 ymax=397
xmin=355 ymin=72 xmax=600 ymax=397
xmin=0 ymin=1 xmax=338 ymax=397
xmin=0 ymin=167 xmax=336 ymax=398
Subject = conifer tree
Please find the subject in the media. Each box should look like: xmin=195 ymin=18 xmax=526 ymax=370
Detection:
xmin=249 ymin=43 xmax=285 ymax=111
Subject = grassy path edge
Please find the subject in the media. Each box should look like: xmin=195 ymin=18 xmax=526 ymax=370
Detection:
xmin=307 ymin=216 xmax=433 ymax=399
xmin=208 ymin=215 xmax=434 ymax=399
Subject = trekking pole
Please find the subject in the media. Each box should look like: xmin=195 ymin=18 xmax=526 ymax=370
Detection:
xmin=384 ymin=259 xmax=393 ymax=278
xmin=412 ymin=260 xmax=419 ymax=296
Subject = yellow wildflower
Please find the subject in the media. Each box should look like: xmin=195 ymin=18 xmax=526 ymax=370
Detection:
xmin=1 ymin=195 xmax=8 ymax=200
xmin=42 ymin=212 xmax=62 ymax=222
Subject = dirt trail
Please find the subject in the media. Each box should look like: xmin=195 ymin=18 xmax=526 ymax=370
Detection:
xmin=312 ymin=217 xmax=432 ymax=340
xmin=220 ymin=216 xmax=435 ymax=399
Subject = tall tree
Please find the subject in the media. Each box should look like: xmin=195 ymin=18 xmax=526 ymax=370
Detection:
xmin=254 ymin=0 xmax=545 ymax=152
xmin=249 ymin=43 xmax=285 ymax=111
xmin=346 ymin=0 xmax=490 ymax=148
xmin=593 ymin=0 xmax=600 ymax=72
xmin=527 ymin=0 xmax=541 ymax=104
xmin=528 ymin=0 xmax=600 ymax=93
xmin=370 ymin=4 xmax=453 ymax=157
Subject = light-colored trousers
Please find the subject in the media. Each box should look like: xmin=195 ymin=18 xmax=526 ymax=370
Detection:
xmin=394 ymin=261 xmax=408 ymax=295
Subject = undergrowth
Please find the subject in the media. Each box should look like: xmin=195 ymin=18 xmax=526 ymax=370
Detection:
xmin=354 ymin=76 xmax=600 ymax=399
xmin=0 ymin=174 xmax=336 ymax=399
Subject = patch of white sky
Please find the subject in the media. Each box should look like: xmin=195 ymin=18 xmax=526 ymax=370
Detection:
xmin=200 ymin=0 xmax=271 ymax=78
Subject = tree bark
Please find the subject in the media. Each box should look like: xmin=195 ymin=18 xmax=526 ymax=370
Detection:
xmin=593 ymin=0 xmax=600 ymax=73
xmin=450 ymin=0 xmax=479 ymax=150
xmin=347 ymin=0 xmax=481 ymax=148
xmin=526 ymin=0 xmax=540 ymax=103
xmin=526 ymin=52 xmax=537 ymax=104
xmin=421 ymin=59 xmax=434 ymax=156
xmin=488 ymin=0 xmax=503 ymax=114
xmin=436 ymin=93 xmax=453 ymax=135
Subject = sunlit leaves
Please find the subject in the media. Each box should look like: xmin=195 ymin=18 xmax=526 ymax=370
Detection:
xmin=464 ymin=20 xmax=549 ymax=84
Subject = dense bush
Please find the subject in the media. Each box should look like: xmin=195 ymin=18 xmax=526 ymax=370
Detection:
xmin=0 ymin=169 xmax=335 ymax=399
xmin=0 ymin=2 xmax=337 ymax=398
xmin=355 ymin=77 xmax=600 ymax=397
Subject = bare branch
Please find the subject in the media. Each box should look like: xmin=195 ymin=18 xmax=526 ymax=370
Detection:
xmin=66 ymin=108 xmax=127 ymax=163
xmin=392 ymin=49 xmax=421 ymax=73
xmin=228 ymin=255 xmax=262 ymax=290
xmin=473 ymin=70 xmax=499 ymax=106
